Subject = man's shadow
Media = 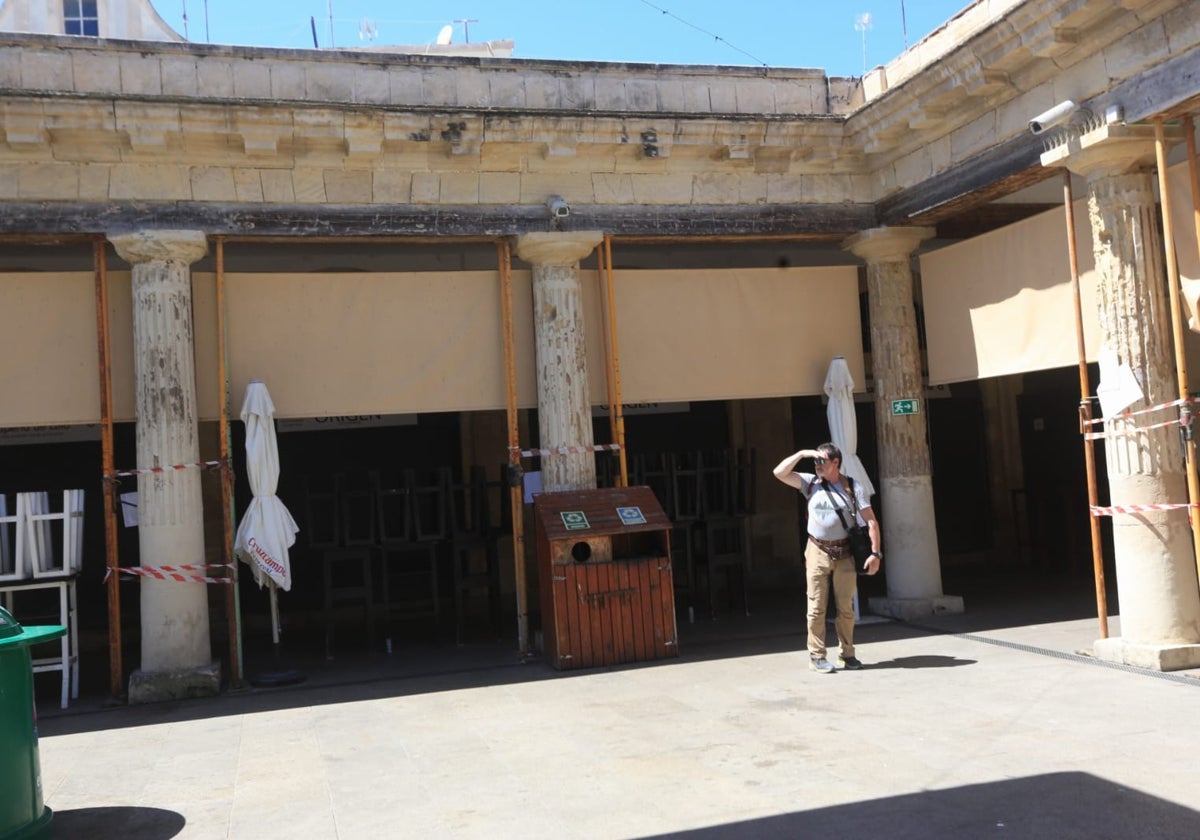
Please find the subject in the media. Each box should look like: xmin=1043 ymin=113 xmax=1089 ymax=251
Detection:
xmin=865 ymin=654 xmax=976 ymax=669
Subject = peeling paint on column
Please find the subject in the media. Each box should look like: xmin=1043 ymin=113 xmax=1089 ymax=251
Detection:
xmin=110 ymin=229 xmax=212 ymax=675
xmin=515 ymin=232 xmax=604 ymax=493
xmin=1085 ymin=170 xmax=1199 ymax=645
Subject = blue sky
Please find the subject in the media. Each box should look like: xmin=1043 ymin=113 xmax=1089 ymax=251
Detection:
xmin=161 ymin=1 xmax=972 ymax=76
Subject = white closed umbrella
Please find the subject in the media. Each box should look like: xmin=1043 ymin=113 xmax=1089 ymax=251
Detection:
xmin=824 ymin=356 xmax=876 ymax=498
xmin=234 ymin=380 xmax=299 ymax=647
xmin=825 ymin=356 xmax=878 ymax=624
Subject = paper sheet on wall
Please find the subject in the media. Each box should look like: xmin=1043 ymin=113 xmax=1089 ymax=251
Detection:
xmin=1096 ymin=348 xmax=1144 ymax=418
xmin=523 ymin=471 xmax=542 ymax=504
xmin=120 ymin=492 xmax=138 ymax=527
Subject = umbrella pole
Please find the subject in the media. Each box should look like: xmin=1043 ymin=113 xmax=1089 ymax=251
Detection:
xmin=269 ymin=580 xmax=281 ymax=647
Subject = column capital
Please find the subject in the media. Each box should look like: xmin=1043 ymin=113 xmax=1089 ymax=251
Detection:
xmin=514 ymin=231 xmax=604 ymax=266
xmin=109 ymin=229 xmax=208 ymax=265
xmin=1040 ymin=123 xmax=1182 ymax=179
xmin=843 ymin=226 xmax=934 ymax=263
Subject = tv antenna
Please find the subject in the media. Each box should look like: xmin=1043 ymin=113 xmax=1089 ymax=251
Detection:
xmin=854 ymin=12 xmax=873 ymax=74
xmin=455 ymin=18 xmax=479 ymax=43
xmin=181 ymin=0 xmax=188 ymax=40
xmin=901 ymin=0 xmax=909 ymax=49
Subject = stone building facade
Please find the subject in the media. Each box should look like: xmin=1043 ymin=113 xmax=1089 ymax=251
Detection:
xmin=3 ymin=0 xmax=1200 ymax=699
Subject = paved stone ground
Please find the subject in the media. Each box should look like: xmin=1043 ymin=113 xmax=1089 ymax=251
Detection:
xmin=33 ymin=585 xmax=1200 ymax=839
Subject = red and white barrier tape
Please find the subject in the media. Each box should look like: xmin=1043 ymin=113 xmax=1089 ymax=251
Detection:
xmin=517 ymin=443 xmax=622 ymax=458
xmin=1083 ymin=416 xmax=1186 ymax=441
xmin=108 ymin=460 xmax=226 ymax=479
xmin=1090 ymin=502 xmax=1200 ymax=517
xmin=105 ymin=563 xmax=234 ymax=585
xmin=1083 ymin=396 xmax=1199 ymax=427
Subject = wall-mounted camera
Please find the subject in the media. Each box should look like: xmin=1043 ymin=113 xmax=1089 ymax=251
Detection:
xmin=547 ymin=196 xmax=570 ymax=219
xmin=1029 ymin=100 xmax=1087 ymax=135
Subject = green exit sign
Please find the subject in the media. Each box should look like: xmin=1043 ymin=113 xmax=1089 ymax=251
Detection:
xmin=891 ymin=399 xmax=921 ymax=416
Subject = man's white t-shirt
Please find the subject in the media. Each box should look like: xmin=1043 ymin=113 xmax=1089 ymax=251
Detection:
xmin=795 ymin=473 xmax=872 ymax=540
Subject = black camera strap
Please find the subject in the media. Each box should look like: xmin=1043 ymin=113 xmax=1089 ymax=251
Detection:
xmin=818 ymin=476 xmax=859 ymax=535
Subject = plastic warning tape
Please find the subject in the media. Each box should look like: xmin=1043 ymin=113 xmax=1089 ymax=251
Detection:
xmin=1082 ymin=396 xmax=1199 ymax=427
xmin=1083 ymin=416 xmax=1186 ymax=441
xmin=517 ymin=443 xmax=622 ymax=458
xmin=1090 ymin=502 xmax=1200 ymax=516
xmin=104 ymin=563 xmax=234 ymax=585
xmin=108 ymin=459 xmax=227 ymax=478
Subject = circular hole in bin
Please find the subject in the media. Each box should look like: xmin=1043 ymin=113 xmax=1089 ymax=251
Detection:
xmin=571 ymin=541 xmax=592 ymax=563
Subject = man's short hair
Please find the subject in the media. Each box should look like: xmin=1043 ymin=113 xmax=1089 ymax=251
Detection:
xmin=818 ymin=442 xmax=842 ymax=464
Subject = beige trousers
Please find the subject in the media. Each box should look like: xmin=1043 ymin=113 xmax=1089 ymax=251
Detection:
xmin=805 ymin=539 xmax=857 ymax=660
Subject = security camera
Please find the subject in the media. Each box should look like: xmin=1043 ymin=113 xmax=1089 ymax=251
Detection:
xmin=547 ymin=196 xmax=570 ymax=219
xmin=1029 ymin=100 xmax=1084 ymax=135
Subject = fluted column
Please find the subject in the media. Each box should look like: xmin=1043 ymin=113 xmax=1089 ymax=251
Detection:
xmin=109 ymin=229 xmax=219 ymax=700
xmin=844 ymin=227 xmax=963 ymax=619
xmin=1044 ymin=125 xmax=1200 ymax=670
xmin=514 ymin=232 xmax=604 ymax=492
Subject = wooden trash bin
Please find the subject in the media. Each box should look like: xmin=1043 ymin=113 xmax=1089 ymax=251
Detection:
xmin=534 ymin=486 xmax=678 ymax=670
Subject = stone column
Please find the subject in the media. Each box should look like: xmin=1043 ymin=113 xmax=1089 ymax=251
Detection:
xmin=1043 ymin=125 xmax=1200 ymax=670
xmin=514 ymin=232 xmax=605 ymax=492
xmin=109 ymin=229 xmax=219 ymax=701
xmin=844 ymin=227 xmax=963 ymax=619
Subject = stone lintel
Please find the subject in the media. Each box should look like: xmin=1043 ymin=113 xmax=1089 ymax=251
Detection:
xmin=1093 ymin=637 xmax=1200 ymax=672
xmin=868 ymin=595 xmax=965 ymax=621
xmin=843 ymin=226 xmax=935 ymax=263
xmin=128 ymin=661 xmax=222 ymax=704
xmin=514 ymin=231 xmax=604 ymax=266
xmin=1039 ymin=123 xmax=1183 ymax=179
xmin=109 ymin=229 xmax=209 ymax=265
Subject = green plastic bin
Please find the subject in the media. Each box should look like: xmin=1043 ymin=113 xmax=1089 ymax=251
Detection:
xmin=0 ymin=606 xmax=65 ymax=840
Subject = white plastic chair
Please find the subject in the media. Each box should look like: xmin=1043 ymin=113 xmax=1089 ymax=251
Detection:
xmin=26 ymin=490 xmax=85 ymax=579
xmin=0 ymin=493 xmax=29 ymax=582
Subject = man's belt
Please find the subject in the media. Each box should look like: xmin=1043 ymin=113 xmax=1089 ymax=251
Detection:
xmin=809 ymin=534 xmax=851 ymax=558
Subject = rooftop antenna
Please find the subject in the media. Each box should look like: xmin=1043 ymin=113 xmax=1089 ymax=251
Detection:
xmin=435 ymin=24 xmax=453 ymax=45
xmin=455 ymin=18 xmax=479 ymax=43
xmin=854 ymin=12 xmax=873 ymax=74
xmin=901 ymin=0 xmax=908 ymax=49
xmin=181 ymin=0 xmax=188 ymax=40
xmin=327 ymin=0 xmax=335 ymax=48
xmin=358 ymin=18 xmax=377 ymax=42
xmin=204 ymin=0 xmax=210 ymax=42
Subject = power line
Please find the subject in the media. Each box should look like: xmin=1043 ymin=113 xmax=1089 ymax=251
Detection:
xmin=636 ymin=0 xmax=769 ymax=67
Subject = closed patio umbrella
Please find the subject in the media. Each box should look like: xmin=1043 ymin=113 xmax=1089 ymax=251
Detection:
xmin=824 ymin=356 xmax=875 ymax=498
xmin=825 ymin=356 xmax=879 ymax=623
xmin=234 ymin=379 xmax=304 ymax=685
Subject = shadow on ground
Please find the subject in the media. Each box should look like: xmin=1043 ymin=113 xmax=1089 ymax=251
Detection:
xmin=643 ymin=772 xmax=1200 ymax=839
xmin=52 ymin=806 xmax=185 ymax=840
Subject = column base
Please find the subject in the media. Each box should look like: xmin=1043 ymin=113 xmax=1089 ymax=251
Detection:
xmin=128 ymin=661 xmax=221 ymax=704
xmin=868 ymin=595 xmax=964 ymax=621
xmin=1092 ymin=637 xmax=1200 ymax=672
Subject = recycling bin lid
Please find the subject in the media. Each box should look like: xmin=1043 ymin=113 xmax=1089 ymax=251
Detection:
xmin=0 ymin=605 xmax=65 ymax=648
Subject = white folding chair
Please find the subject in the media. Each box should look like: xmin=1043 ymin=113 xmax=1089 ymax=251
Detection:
xmin=27 ymin=490 xmax=85 ymax=578
xmin=0 ymin=493 xmax=30 ymax=582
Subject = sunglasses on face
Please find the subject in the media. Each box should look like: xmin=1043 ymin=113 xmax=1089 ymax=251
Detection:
xmin=815 ymin=458 xmax=828 ymax=465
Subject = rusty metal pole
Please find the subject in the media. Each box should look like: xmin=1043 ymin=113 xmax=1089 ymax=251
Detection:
xmin=1154 ymin=119 xmax=1200 ymax=594
xmin=497 ymin=239 xmax=529 ymax=656
xmin=1062 ymin=171 xmax=1109 ymax=638
xmin=602 ymin=236 xmax=629 ymax=487
xmin=216 ymin=238 xmax=243 ymax=687
xmin=94 ymin=237 xmax=124 ymax=697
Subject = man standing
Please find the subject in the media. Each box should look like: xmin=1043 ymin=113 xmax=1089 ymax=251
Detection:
xmin=773 ymin=443 xmax=881 ymax=672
